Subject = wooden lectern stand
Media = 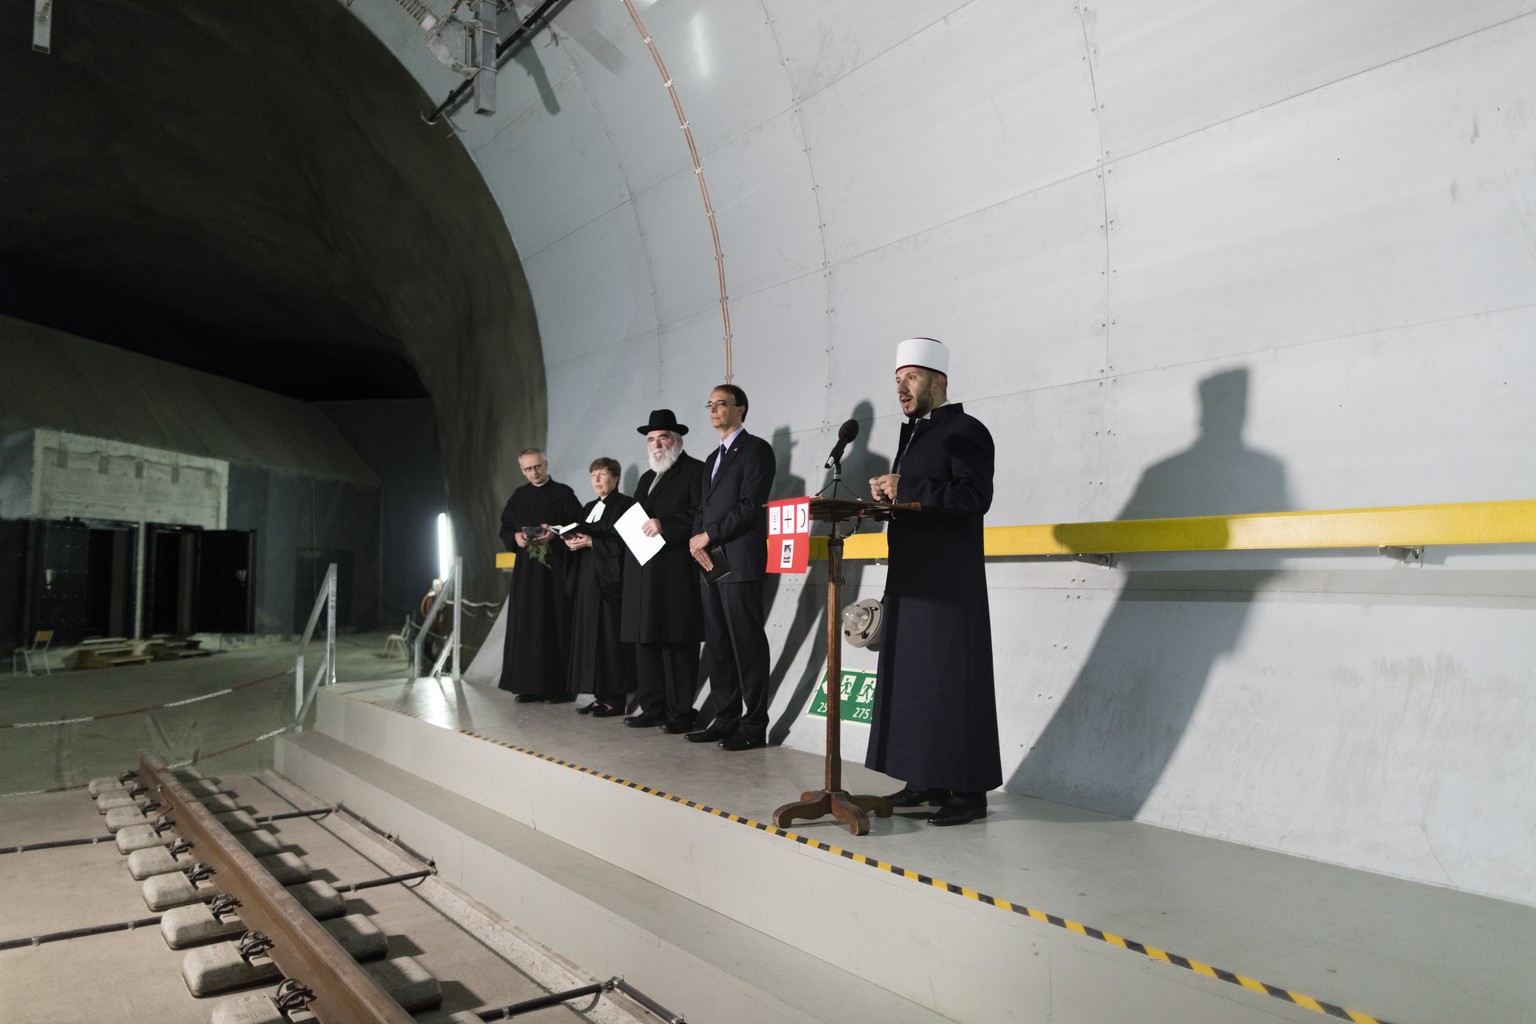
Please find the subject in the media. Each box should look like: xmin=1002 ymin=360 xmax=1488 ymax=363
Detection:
xmin=772 ymin=496 xmax=916 ymax=836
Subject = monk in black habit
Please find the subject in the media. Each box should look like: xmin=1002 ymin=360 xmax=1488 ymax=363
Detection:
xmin=867 ymin=337 xmax=1001 ymax=826
xmin=498 ymin=447 xmax=584 ymax=701
xmin=562 ymin=456 xmax=635 ymax=715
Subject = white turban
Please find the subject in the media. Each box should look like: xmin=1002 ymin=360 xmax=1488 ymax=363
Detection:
xmin=894 ymin=337 xmax=948 ymax=375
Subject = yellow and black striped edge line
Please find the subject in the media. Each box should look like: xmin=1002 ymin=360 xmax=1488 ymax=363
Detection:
xmin=453 ymin=726 xmax=1392 ymax=1024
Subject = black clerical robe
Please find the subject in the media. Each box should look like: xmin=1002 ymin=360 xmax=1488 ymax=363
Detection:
xmin=865 ymin=402 xmax=1003 ymax=793
xmin=620 ymin=454 xmax=705 ymax=645
xmin=566 ymin=491 xmax=635 ymax=701
xmin=498 ymin=479 xmax=583 ymax=695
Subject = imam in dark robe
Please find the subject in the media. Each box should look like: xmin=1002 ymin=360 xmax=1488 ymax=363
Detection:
xmin=499 ymin=477 xmax=583 ymax=697
xmin=865 ymin=402 xmax=1002 ymax=794
xmin=566 ymin=488 xmax=636 ymax=708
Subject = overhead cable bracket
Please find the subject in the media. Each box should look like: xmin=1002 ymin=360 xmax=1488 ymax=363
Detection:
xmin=1378 ymin=545 xmax=1423 ymax=567
xmin=469 ymin=0 xmax=498 ymax=115
xmin=34 ymin=0 xmax=53 ymax=53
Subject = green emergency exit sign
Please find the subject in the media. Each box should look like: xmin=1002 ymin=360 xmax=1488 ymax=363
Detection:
xmin=807 ymin=669 xmax=878 ymax=724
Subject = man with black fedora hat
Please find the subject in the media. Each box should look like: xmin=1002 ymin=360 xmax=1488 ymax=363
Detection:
xmin=620 ymin=409 xmax=706 ymax=732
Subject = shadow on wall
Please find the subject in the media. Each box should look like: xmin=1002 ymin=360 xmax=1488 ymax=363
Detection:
xmin=767 ymin=401 xmax=892 ymax=744
xmin=1008 ymin=368 xmax=1289 ymax=818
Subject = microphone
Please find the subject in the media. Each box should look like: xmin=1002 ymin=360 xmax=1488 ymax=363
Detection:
xmin=824 ymin=418 xmax=860 ymax=468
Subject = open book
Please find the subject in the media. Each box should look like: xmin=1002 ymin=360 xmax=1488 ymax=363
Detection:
xmin=549 ymin=501 xmax=606 ymax=537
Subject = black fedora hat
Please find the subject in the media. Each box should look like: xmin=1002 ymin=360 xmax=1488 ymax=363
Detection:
xmin=637 ymin=409 xmax=689 ymax=436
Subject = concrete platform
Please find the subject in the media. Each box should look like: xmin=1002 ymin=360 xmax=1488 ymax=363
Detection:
xmin=274 ymin=678 xmax=1536 ymax=1024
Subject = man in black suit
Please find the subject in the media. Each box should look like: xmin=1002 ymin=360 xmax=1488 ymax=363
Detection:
xmin=620 ymin=410 xmax=706 ymax=733
xmin=686 ymin=384 xmax=776 ymax=750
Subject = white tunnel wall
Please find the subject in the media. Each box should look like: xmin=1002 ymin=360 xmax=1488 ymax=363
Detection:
xmin=347 ymin=1 xmax=1536 ymax=903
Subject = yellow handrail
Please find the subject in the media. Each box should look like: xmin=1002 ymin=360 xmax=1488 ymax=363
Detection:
xmin=496 ymin=499 xmax=1536 ymax=568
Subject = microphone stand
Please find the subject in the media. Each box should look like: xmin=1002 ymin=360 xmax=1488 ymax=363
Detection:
xmin=775 ymin=451 xmax=895 ymax=836
xmin=819 ymin=449 xmax=857 ymax=501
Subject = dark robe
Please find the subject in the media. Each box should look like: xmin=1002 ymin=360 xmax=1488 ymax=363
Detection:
xmin=865 ymin=402 xmax=1002 ymax=793
xmin=622 ymin=452 xmax=705 ymax=718
xmin=620 ymin=453 xmax=705 ymax=645
xmin=498 ymin=479 xmax=584 ymax=695
xmin=566 ymin=490 xmax=636 ymax=702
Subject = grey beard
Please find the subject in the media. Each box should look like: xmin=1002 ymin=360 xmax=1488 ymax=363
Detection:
xmin=648 ymin=445 xmax=682 ymax=475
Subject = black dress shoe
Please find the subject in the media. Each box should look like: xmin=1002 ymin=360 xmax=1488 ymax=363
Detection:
xmin=514 ymin=694 xmax=545 ymax=704
xmin=623 ymin=711 xmax=666 ymax=728
xmin=927 ymin=803 xmax=987 ymax=827
xmin=718 ymin=733 xmax=765 ymax=751
xmin=575 ymin=701 xmax=599 ymax=715
xmin=661 ymin=711 xmax=699 ymax=734
xmin=685 ymin=723 xmax=733 ymax=744
xmin=885 ymin=786 xmax=949 ymax=808
xmin=589 ymin=702 xmax=625 ymax=718
xmin=546 ymin=695 xmax=575 ymax=704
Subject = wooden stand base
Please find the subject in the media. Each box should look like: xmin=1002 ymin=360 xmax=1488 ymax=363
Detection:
xmin=773 ymin=789 xmax=892 ymax=836
xmin=772 ymin=495 xmax=914 ymax=836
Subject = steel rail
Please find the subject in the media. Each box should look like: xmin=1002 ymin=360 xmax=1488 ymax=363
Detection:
xmin=2 ymin=808 xmax=333 ymax=856
xmin=139 ymin=753 xmax=417 ymax=1024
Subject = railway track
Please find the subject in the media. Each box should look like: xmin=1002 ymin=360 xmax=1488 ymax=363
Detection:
xmin=0 ymin=757 xmax=678 ymax=1024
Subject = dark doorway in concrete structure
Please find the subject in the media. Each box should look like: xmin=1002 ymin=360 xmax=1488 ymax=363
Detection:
xmin=197 ymin=530 xmax=256 ymax=634
xmin=146 ymin=526 xmax=258 ymax=636
xmin=146 ymin=526 xmax=197 ymax=637
xmin=85 ymin=523 xmax=136 ymax=639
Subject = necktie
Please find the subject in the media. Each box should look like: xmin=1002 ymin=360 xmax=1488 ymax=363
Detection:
xmin=712 ymin=443 xmax=728 ymax=481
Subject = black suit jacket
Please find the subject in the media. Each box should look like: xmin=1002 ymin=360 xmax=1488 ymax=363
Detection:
xmin=694 ymin=429 xmax=775 ymax=584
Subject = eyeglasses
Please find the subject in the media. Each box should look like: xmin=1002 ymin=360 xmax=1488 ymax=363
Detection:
xmin=705 ymin=401 xmax=735 ymax=411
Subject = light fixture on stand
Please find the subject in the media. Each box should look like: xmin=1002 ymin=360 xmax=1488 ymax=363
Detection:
xmin=841 ymin=598 xmax=883 ymax=649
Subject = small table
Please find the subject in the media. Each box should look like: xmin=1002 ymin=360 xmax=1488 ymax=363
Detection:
xmin=772 ymin=496 xmax=915 ymax=836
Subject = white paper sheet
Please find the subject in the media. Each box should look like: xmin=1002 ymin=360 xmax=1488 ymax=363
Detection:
xmin=614 ymin=502 xmax=665 ymax=566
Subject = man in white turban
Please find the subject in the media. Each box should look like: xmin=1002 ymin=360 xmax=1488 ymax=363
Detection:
xmin=868 ymin=338 xmax=1001 ymax=826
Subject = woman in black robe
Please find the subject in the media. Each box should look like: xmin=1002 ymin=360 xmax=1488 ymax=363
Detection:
xmin=562 ymin=458 xmax=636 ymax=715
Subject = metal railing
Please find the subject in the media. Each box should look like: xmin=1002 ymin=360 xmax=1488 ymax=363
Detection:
xmin=293 ymin=562 xmax=337 ymax=732
xmin=491 ymin=498 xmax=1536 ymax=568
xmin=823 ymin=497 xmax=1536 ymax=563
xmin=413 ymin=556 xmax=463 ymax=683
